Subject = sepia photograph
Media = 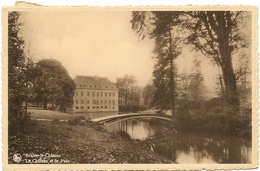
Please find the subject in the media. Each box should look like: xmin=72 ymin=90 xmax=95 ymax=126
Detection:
xmin=3 ymin=6 xmax=258 ymax=170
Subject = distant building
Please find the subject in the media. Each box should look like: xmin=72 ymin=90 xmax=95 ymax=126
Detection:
xmin=73 ymin=75 xmax=118 ymax=112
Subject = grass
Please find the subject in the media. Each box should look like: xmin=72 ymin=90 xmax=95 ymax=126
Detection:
xmin=8 ymin=120 xmax=173 ymax=164
xmin=28 ymin=108 xmax=92 ymax=121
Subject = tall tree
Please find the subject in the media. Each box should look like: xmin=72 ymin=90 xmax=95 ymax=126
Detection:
xmin=33 ymin=59 xmax=75 ymax=112
xmin=132 ymin=11 xmax=182 ymax=115
xmin=183 ymin=11 xmax=247 ymax=106
xmin=8 ymin=11 xmax=33 ymax=133
xmin=132 ymin=11 xmax=248 ymax=107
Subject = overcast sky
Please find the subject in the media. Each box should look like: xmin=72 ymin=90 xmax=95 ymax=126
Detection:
xmin=19 ymin=11 xmax=155 ymax=86
xmin=18 ymin=10 xmax=251 ymax=97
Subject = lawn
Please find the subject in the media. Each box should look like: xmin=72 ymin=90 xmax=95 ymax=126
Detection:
xmin=28 ymin=108 xmax=118 ymax=121
xmin=28 ymin=108 xmax=95 ymax=121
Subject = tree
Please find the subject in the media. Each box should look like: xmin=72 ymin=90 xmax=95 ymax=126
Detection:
xmin=132 ymin=11 xmax=248 ymax=107
xmin=183 ymin=11 xmax=248 ymax=106
xmin=8 ymin=11 xmax=36 ymax=134
xmin=8 ymin=11 xmax=29 ymax=133
xmin=132 ymin=11 xmax=182 ymax=115
xmin=33 ymin=59 xmax=75 ymax=112
xmin=142 ymin=83 xmax=155 ymax=108
xmin=234 ymin=52 xmax=251 ymax=108
xmin=115 ymin=74 xmax=141 ymax=112
xmin=186 ymin=59 xmax=207 ymax=101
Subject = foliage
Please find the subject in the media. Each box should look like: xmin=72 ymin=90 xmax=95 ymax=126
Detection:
xmin=132 ymin=12 xmax=183 ymax=115
xmin=68 ymin=116 xmax=84 ymax=125
xmin=33 ymin=59 xmax=76 ymax=112
xmin=234 ymin=52 xmax=251 ymax=108
xmin=176 ymin=58 xmax=208 ymax=101
xmin=116 ymin=130 xmax=131 ymax=140
xmin=182 ymin=11 xmax=250 ymax=105
xmin=8 ymin=11 xmax=34 ymax=135
xmin=142 ymin=83 xmax=155 ymax=108
xmin=173 ymin=98 xmax=251 ymax=137
xmin=115 ymin=74 xmax=141 ymax=112
xmin=132 ymin=11 xmax=250 ymax=107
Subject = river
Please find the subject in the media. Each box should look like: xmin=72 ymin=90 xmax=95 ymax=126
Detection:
xmin=106 ymin=118 xmax=252 ymax=164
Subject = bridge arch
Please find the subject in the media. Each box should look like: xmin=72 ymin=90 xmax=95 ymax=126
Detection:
xmin=103 ymin=115 xmax=171 ymax=127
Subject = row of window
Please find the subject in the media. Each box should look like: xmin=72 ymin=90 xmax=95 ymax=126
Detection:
xmin=78 ymin=84 xmax=114 ymax=89
xmin=75 ymin=91 xmax=116 ymax=97
xmin=75 ymin=106 xmax=115 ymax=110
xmin=75 ymin=99 xmax=115 ymax=105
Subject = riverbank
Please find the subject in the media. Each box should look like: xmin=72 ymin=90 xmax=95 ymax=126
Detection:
xmin=8 ymin=118 xmax=174 ymax=164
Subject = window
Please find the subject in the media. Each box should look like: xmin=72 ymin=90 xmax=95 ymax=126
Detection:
xmin=100 ymin=99 xmax=103 ymax=104
xmin=112 ymin=92 xmax=115 ymax=97
xmin=81 ymin=99 xmax=84 ymax=104
xmin=109 ymin=92 xmax=111 ymax=96
xmin=87 ymin=99 xmax=89 ymax=104
xmin=104 ymin=99 xmax=107 ymax=104
xmin=105 ymin=92 xmax=107 ymax=97
xmin=75 ymin=91 xmax=78 ymax=96
xmin=97 ymin=100 xmax=99 ymax=105
xmin=112 ymin=100 xmax=115 ymax=105
xmin=81 ymin=91 xmax=84 ymax=96
xmin=81 ymin=106 xmax=83 ymax=109
xmin=93 ymin=92 xmax=95 ymax=96
xmin=87 ymin=91 xmax=90 ymax=96
xmin=97 ymin=106 xmax=99 ymax=109
xmin=101 ymin=106 xmax=103 ymax=108
xmin=101 ymin=92 xmax=103 ymax=97
xmin=76 ymin=106 xmax=78 ymax=109
xmin=93 ymin=106 xmax=95 ymax=109
xmin=90 ymin=84 xmax=92 ymax=88
xmin=105 ymin=106 xmax=107 ymax=108
xmin=109 ymin=100 xmax=111 ymax=104
xmin=95 ymin=85 xmax=96 ymax=88
xmin=76 ymin=99 xmax=78 ymax=104
xmin=97 ymin=92 xmax=99 ymax=97
xmin=87 ymin=106 xmax=89 ymax=109
xmin=92 ymin=99 xmax=95 ymax=104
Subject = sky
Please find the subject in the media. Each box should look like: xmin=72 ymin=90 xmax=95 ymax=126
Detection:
xmin=18 ymin=10 xmax=251 ymax=97
xmin=19 ymin=11 xmax=155 ymax=86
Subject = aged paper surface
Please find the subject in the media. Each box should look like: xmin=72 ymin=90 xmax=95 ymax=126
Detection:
xmin=2 ymin=5 xmax=258 ymax=170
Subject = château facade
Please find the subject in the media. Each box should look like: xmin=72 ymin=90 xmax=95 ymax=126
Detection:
xmin=73 ymin=75 xmax=118 ymax=112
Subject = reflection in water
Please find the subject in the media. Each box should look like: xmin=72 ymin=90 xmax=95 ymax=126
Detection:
xmin=107 ymin=119 xmax=252 ymax=164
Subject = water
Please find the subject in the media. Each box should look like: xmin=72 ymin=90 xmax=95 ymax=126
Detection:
xmin=106 ymin=119 xmax=252 ymax=164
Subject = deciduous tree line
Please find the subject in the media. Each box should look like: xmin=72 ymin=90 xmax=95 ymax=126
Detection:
xmin=115 ymin=75 xmax=142 ymax=112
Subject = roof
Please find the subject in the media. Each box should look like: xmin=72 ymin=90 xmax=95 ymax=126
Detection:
xmin=74 ymin=75 xmax=117 ymax=90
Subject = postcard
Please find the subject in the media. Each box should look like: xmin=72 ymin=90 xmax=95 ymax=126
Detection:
xmin=2 ymin=5 xmax=258 ymax=170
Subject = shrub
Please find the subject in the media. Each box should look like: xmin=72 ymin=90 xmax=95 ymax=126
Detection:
xmin=68 ymin=116 xmax=82 ymax=125
xmin=117 ymin=130 xmax=131 ymax=140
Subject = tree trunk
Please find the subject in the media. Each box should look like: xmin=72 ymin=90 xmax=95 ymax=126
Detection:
xmin=43 ymin=98 xmax=47 ymax=110
xmin=169 ymin=25 xmax=175 ymax=117
xmin=218 ymin=20 xmax=239 ymax=106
